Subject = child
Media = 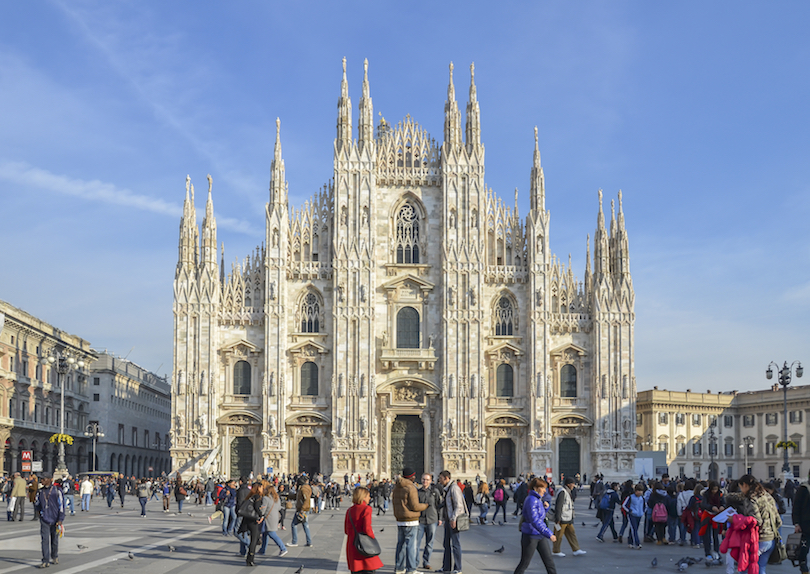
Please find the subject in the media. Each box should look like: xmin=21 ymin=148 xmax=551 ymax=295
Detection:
xmin=622 ymin=485 xmax=647 ymax=549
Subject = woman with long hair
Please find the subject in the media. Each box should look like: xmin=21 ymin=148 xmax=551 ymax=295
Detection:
xmin=725 ymin=475 xmax=782 ymax=574
xmin=345 ymin=486 xmax=383 ymax=574
xmin=258 ymin=482 xmax=288 ymax=557
xmin=476 ymin=482 xmax=491 ymax=525
xmin=238 ymin=483 xmax=265 ymax=567
xmin=277 ymin=483 xmax=288 ymax=530
xmin=512 ymin=478 xmax=558 ymax=574
xmin=698 ymin=481 xmax=725 ymax=560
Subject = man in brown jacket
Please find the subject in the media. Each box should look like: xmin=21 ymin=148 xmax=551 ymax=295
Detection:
xmin=289 ymin=477 xmax=312 ymax=547
xmin=393 ymin=468 xmax=428 ymax=574
xmin=10 ymin=472 xmax=27 ymax=521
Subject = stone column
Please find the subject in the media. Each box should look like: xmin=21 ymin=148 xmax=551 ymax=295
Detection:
xmin=384 ymin=413 xmax=393 ymax=478
xmin=421 ymin=410 xmax=431 ymax=473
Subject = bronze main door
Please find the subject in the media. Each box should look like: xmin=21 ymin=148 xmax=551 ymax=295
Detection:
xmin=390 ymin=415 xmax=424 ymax=477
xmin=230 ymin=437 xmax=253 ymax=479
xmin=558 ymin=438 xmax=580 ymax=480
xmin=298 ymin=437 xmax=320 ymax=475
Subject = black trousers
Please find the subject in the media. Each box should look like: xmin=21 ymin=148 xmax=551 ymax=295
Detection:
xmin=513 ymin=533 xmax=557 ymax=574
xmin=247 ymin=520 xmax=261 ymax=559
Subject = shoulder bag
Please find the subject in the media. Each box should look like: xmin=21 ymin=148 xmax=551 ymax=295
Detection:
xmin=349 ymin=507 xmax=381 ymax=557
xmin=453 ymin=487 xmax=470 ymax=532
xmin=769 ymin=530 xmax=788 ymax=565
xmin=237 ymin=497 xmax=260 ymax=520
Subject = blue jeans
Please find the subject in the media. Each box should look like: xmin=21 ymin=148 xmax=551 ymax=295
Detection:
xmin=139 ymin=497 xmax=147 ymax=516
xmin=291 ymin=513 xmax=311 ymax=545
xmin=479 ymin=504 xmax=489 ymax=523
xmin=236 ymin=528 xmax=249 ymax=555
xmin=177 ymin=499 xmax=184 ymax=513
xmin=64 ymin=495 xmax=74 ymax=515
xmin=442 ymin=524 xmax=462 ymax=572
xmin=81 ymin=494 xmax=91 ymax=511
xmin=259 ymin=531 xmax=286 ymax=554
xmin=628 ymin=515 xmax=641 ymax=547
xmin=396 ymin=525 xmax=419 ymax=573
xmin=619 ymin=512 xmax=629 ymax=536
xmin=417 ymin=522 xmax=437 ymax=568
xmin=205 ymin=492 xmax=213 ymax=506
xmin=667 ymin=516 xmax=678 ymax=542
xmin=758 ymin=540 xmax=775 ymax=574
xmin=598 ymin=510 xmax=617 ymax=540
xmin=222 ymin=506 xmax=236 ymax=535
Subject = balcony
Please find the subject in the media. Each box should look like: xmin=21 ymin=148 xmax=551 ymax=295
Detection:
xmin=552 ymin=397 xmax=588 ymax=411
xmin=380 ymin=347 xmax=437 ymax=371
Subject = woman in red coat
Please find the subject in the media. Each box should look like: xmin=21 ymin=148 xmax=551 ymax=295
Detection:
xmin=345 ymin=486 xmax=383 ymax=574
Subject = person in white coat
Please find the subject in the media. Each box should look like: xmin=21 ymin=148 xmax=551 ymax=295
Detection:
xmin=80 ymin=477 xmax=94 ymax=512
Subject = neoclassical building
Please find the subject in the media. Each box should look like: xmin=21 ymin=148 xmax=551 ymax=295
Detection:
xmin=170 ymin=60 xmax=637 ymax=481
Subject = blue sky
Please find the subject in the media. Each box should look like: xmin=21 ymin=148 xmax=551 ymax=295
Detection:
xmin=0 ymin=1 xmax=808 ymax=391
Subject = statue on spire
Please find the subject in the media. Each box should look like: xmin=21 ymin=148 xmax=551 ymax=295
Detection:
xmin=207 ymin=174 xmax=213 ymax=194
xmin=186 ymin=174 xmax=191 ymax=196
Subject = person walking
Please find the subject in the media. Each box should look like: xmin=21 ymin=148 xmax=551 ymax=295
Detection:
xmin=622 ymin=484 xmax=646 ymax=549
xmin=29 ymin=474 xmax=39 ymax=520
xmin=491 ymin=479 xmax=509 ymax=524
xmin=792 ymin=478 xmax=810 ymax=574
xmin=34 ymin=472 xmax=64 ymax=569
xmin=393 ymin=467 xmax=429 ymax=574
xmin=136 ymin=478 xmax=149 ymax=517
xmin=417 ymin=473 xmax=442 ymax=570
xmin=62 ymin=476 xmax=75 ymax=516
xmin=475 ymin=481 xmax=491 ymax=525
xmin=551 ymin=477 xmax=586 ymax=557
xmin=10 ymin=472 xmax=27 ymax=521
xmin=258 ymin=482 xmax=288 ymax=557
xmin=175 ymin=480 xmax=188 ymax=513
xmin=439 ymin=470 xmax=466 ymax=574
xmin=512 ymin=477 xmax=558 ymax=574
xmin=596 ymin=482 xmax=620 ymax=542
xmin=345 ymin=485 xmax=383 ymax=574
xmin=80 ymin=476 xmax=93 ymax=512
xmin=513 ymin=478 xmax=528 ymax=517
xmin=236 ymin=482 xmax=264 ymax=566
xmin=219 ymin=479 xmax=237 ymax=535
xmin=116 ymin=473 xmax=127 ymax=508
xmin=289 ymin=476 xmax=312 ymax=547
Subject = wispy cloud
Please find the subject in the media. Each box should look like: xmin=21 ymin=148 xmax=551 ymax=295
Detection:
xmin=0 ymin=160 xmax=261 ymax=236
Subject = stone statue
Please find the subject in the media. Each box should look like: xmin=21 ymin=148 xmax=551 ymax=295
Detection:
xmin=428 ymin=333 xmax=434 ymax=348
xmin=268 ymin=414 xmax=276 ymax=435
xmin=471 ymin=417 xmax=478 ymax=436
xmin=199 ymin=371 xmax=206 ymax=395
xmin=448 ymin=287 xmax=454 ymax=306
xmin=359 ymin=416 xmax=367 ymax=437
xmin=448 ymin=374 xmax=455 ymax=398
xmin=469 ymin=287 xmax=477 ymax=306
xmin=269 ymin=281 xmax=276 ymax=300
xmin=337 ymin=284 xmax=345 ymax=302
xmin=359 ymin=284 xmax=366 ymax=302
xmin=359 ymin=374 xmax=366 ymax=397
xmin=382 ymin=331 xmax=389 ymax=347
xmin=470 ymin=374 xmax=477 ymax=398
xmin=338 ymin=374 xmax=344 ymax=397
xmin=177 ymin=370 xmax=185 ymax=395
xmin=268 ymin=372 xmax=275 ymax=396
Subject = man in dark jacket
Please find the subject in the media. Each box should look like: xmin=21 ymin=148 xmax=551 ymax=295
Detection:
xmin=117 ymin=473 xmax=128 ymax=508
xmin=35 ymin=472 xmax=65 ymax=568
xmin=417 ymin=473 xmax=443 ymax=570
xmin=513 ymin=478 xmax=529 ymax=516
xmin=596 ymin=482 xmax=621 ymax=542
xmin=792 ymin=483 xmax=810 ymax=574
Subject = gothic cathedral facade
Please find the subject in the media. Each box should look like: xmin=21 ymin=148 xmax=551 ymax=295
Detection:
xmin=170 ymin=60 xmax=637 ymax=481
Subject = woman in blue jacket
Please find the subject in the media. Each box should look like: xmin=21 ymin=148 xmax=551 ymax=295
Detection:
xmin=513 ymin=477 xmax=558 ymax=574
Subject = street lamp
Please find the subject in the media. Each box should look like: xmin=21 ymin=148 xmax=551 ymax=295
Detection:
xmin=84 ymin=423 xmax=104 ymax=472
xmin=708 ymin=418 xmax=718 ymax=481
xmin=766 ymin=360 xmax=803 ymax=479
xmin=41 ymin=350 xmax=86 ymax=478
xmin=739 ymin=436 xmax=754 ymax=475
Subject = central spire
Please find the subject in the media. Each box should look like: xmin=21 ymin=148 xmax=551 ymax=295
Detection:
xmin=358 ymin=58 xmax=373 ymax=151
xmin=530 ymin=126 xmax=545 ymax=213
xmin=444 ymin=62 xmax=462 ymax=147
xmin=336 ymin=57 xmax=352 ymax=149
xmin=465 ymin=62 xmax=481 ymax=149
xmin=269 ymin=118 xmax=287 ymax=206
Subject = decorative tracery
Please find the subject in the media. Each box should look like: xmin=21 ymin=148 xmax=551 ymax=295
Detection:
xmin=300 ymin=292 xmax=321 ymax=333
xmin=494 ymin=296 xmax=514 ymax=336
xmin=395 ymin=204 xmax=420 ymax=264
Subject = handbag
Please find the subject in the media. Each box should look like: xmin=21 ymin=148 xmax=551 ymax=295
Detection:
xmin=349 ymin=507 xmax=381 ymax=557
xmin=786 ymin=532 xmax=804 ymax=566
xmin=456 ymin=513 xmax=470 ymax=532
xmin=769 ymin=531 xmax=787 ymax=565
xmin=237 ymin=497 xmax=260 ymax=520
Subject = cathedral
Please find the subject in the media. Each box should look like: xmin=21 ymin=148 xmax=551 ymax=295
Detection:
xmin=170 ymin=59 xmax=637 ymax=482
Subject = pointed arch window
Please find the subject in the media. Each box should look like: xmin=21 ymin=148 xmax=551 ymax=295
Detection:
xmin=494 ymin=296 xmax=514 ymax=336
xmin=301 ymin=362 xmax=318 ymax=396
xmin=395 ymin=204 xmax=420 ymax=264
xmin=233 ymin=361 xmax=251 ymax=395
xmin=301 ymin=293 xmax=320 ymax=333
xmin=560 ymin=365 xmax=577 ymax=398
xmin=396 ymin=307 xmax=420 ymax=349
xmin=496 ymin=364 xmax=514 ymax=397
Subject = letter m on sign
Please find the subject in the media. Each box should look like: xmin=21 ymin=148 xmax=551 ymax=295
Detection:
xmin=21 ymin=450 xmax=32 ymax=461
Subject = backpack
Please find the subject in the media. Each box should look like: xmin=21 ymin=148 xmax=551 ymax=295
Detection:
xmin=652 ymin=501 xmax=668 ymax=523
xmin=599 ymin=492 xmax=612 ymax=510
xmin=493 ymin=488 xmax=504 ymax=502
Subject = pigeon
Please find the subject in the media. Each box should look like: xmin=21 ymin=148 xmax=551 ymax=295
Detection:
xmin=495 ymin=546 xmax=505 ymax=553
xmin=187 ymin=512 xmax=193 ymax=517
xmin=678 ymin=564 xmax=688 ymax=572
xmin=295 ymin=566 xmax=304 ymax=574
xmin=582 ymin=521 xmax=586 ymax=526
xmin=652 ymin=558 xmax=658 ymax=567
xmin=329 ymin=514 xmax=335 ymax=519
xmin=128 ymin=552 xmax=135 ymax=560
xmin=77 ymin=544 xmax=88 ymax=550
xmin=380 ymin=528 xmax=385 ymax=532
xmin=167 ymin=545 xmax=176 ymax=552
xmin=498 ymin=520 xmax=504 ymax=526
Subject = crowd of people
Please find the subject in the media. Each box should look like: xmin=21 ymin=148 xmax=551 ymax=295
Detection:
xmin=3 ymin=468 xmax=809 ymax=574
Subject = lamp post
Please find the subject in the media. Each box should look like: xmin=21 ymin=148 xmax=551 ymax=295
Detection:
xmin=41 ymin=350 xmax=86 ymax=478
xmin=83 ymin=423 xmax=104 ymax=472
xmin=739 ymin=436 xmax=754 ymax=475
xmin=708 ymin=418 xmax=718 ymax=481
xmin=766 ymin=361 xmax=803 ymax=479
